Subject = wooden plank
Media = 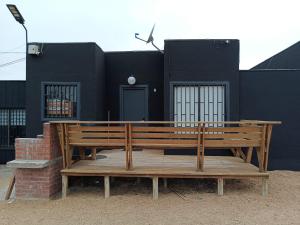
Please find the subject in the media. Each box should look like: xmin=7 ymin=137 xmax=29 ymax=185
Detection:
xmin=132 ymin=126 xmax=198 ymax=133
xmin=132 ymin=132 xmax=198 ymax=139
xmin=91 ymin=147 xmax=97 ymax=160
xmin=125 ymin=123 xmax=130 ymax=170
xmin=79 ymin=147 xmax=85 ymax=160
xmin=62 ymin=175 xmax=68 ymax=198
xmin=205 ymin=139 xmax=261 ymax=147
xmin=205 ymin=127 xmax=263 ymax=133
xmin=69 ymin=138 xmax=126 ymax=144
xmin=128 ymin=123 xmax=133 ymax=170
xmin=104 ymin=176 xmax=110 ymax=198
xmin=69 ymin=132 xmax=126 ymax=138
xmin=264 ymin=125 xmax=273 ymax=171
xmin=152 ymin=176 xmax=158 ymax=200
xmin=69 ymin=126 xmax=126 ymax=132
xmin=197 ymin=124 xmax=201 ymax=170
xmin=246 ymin=147 xmax=253 ymax=163
xmin=259 ymin=125 xmax=267 ymax=172
xmin=132 ymin=139 xmax=198 ymax=145
xmin=4 ymin=174 xmax=15 ymax=200
xmin=217 ymin=178 xmax=224 ymax=196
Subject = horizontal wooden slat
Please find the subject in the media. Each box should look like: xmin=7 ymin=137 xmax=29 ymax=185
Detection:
xmin=70 ymin=143 xmax=126 ymax=147
xmin=132 ymin=126 xmax=198 ymax=133
xmin=69 ymin=138 xmax=126 ymax=145
xmin=69 ymin=132 xmax=126 ymax=138
xmin=205 ymin=139 xmax=261 ymax=147
xmin=68 ymin=126 xmax=126 ymax=132
xmin=205 ymin=127 xmax=262 ymax=133
xmin=132 ymin=139 xmax=198 ymax=145
xmin=204 ymin=133 xmax=262 ymax=139
xmin=132 ymin=132 xmax=198 ymax=139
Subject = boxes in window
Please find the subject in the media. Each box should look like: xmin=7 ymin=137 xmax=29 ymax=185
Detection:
xmin=46 ymin=99 xmax=73 ymax=117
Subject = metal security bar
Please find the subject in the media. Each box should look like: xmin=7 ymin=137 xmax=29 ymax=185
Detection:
xmin=173 ymin=84 xmax=226 ymax=127
xmin=0 ymin=109 xmax=26 ymax=148
xmin=42 ymin=83 xmax=80 ymax=120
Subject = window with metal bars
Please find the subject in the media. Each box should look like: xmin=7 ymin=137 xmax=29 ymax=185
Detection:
xmin=172 ymin=82 xmax=228 ymax=127
xmin=41 ymin=82 xmax=80 ymax=120
xmin=0 ymin=109 xmax=26 ymax=147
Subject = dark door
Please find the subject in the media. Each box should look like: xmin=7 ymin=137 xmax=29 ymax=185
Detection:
xmin=120 ymin=85 xmax=148 ymax=121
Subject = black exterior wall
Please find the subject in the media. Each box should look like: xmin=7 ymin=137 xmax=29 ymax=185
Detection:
xmin=240 ymin=70 xmax=300 ymax=170
xmin=0 ymin=81 xmax=26 ymax=163
xmin=164 ymin=39 xmax=240 ymax=121
xmin=0 ymin=81 xmax=26 ymax=108
xmin=26 ymin=43 xmax=106 ymax=137
xmin=252 ymin=41 xmax=300 ymax=69
xmin=105 ymin=51 xmax=164 ymax=121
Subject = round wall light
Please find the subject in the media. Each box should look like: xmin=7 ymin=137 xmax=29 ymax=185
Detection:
xmin=127 ymin=75 xmax=136 ymax=85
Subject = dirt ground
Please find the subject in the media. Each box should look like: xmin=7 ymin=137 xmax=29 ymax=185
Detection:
xmin=0 ymin=171 xmax=299 ymax=225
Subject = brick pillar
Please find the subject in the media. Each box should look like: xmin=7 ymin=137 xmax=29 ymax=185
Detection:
xmin=11 ymin=123 xmax=63 ymax=199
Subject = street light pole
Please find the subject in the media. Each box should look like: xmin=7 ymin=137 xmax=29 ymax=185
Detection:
xmin=21 ymin=24 xmax=28 ymax=54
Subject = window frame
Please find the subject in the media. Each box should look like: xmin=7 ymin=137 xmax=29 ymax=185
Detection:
xmin=169 ymin=81 xmax=230 ymax=122
xmin=41 ymin=82 xmax=81 ymax=121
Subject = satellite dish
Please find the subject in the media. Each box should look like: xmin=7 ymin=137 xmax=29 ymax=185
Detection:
xmin=135 ymin=24 xmax=163 ymax=53
xmin=146 ymin=24 xmax=155 ymax=43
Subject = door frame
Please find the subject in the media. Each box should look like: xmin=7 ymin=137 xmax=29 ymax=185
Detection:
xmin=119 ymin=85 xmax=149 ymax=121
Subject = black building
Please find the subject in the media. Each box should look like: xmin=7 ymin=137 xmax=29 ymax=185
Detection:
xmin=1 ymin=39 xmax=300 ymax=170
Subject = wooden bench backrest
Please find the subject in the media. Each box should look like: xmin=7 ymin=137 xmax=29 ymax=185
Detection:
xmin=204 ymin=126 xmax=264 ymax=148
xmin=65 ymin=124 xmax=127 ymax=147
xmin=131 ymin=126 xmax=200 ymax=148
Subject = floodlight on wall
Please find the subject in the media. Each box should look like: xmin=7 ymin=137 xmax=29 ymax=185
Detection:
xmin=128 ymin=76 xmax=136 ymax=85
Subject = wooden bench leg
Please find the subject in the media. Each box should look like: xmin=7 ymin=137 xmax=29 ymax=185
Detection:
xmin=62 ymin=175 xmax=68 ymax=198
xmin=262 ymin=177 xmax=268 ymax=197
xmin=92 ymin=147 xmax=97 ymax=160
xmin=104 ymin=176 xmax=110 ymax=198
xmin=217 ymin=178 xmax=224 ymax=196
xmin=152 ymin=176 xmax=158 ymax=200
xmin=79 ymin=147 xmax=85 ymax=160
xmin=163 ymin=178 xmax=168 ymax=189
xmin=246 ymin=147 xmax=253 ymax=163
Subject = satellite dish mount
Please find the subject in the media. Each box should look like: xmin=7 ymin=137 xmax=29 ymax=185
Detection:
xmin=135 ymin=24 xmax=163 ymax=53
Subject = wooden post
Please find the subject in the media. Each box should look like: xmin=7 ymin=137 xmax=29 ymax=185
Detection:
xmin=4 ymin=174 xmax=15 ymax=200
xmin=104 ymin=176 xmax=110 ymax=198
xmin=246 ymin=147 xmax=253 ymax=163
xmin=62 ymin=175 xmax=68 ymax=198
xmin=262 ymin=177 xmax=268 ymax=197
xmin=217 ymin=178 xmax=224 ymax=196
xmin=79 ymin=147 xmax=85 ymax=160
xmin=125 ymin=123 xmax=129 ymax=170
xmin=163 ymin=178 xmax=168 ymax=189
xmin=152 ymin=176 xmax=158 ymax=200
xmin=91 ymin=147 xmax=97 ymax=160
xmin=259 ymin=125 xmax=267 ymax=172
xmin=197 ymin=123 xmax=201 ymax=170
xmin=264 ymin=125 xmax=273 ymax=171
xmin=128 ymin=123 xmax=133 ymax=170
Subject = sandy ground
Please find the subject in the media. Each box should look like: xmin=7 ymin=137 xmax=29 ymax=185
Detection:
xmin=0 ymin=171 xmax=299 ymax=225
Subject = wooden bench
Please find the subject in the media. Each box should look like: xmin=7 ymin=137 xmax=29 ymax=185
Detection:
xmin=56 ymin=122 xmax=130 ymax=169
xmin=54 ymin=121 xmax=279 ymax=172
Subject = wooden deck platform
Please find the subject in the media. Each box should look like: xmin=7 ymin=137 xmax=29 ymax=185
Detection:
xmin=61 ymin=149 xmax=269 ymax=199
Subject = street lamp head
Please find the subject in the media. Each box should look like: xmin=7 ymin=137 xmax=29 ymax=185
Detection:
xmin=7 ymin=4 xmax=25 ymax=24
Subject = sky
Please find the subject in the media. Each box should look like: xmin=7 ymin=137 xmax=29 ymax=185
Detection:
xmin=1 ymin=0 xmax=300 ymax=80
